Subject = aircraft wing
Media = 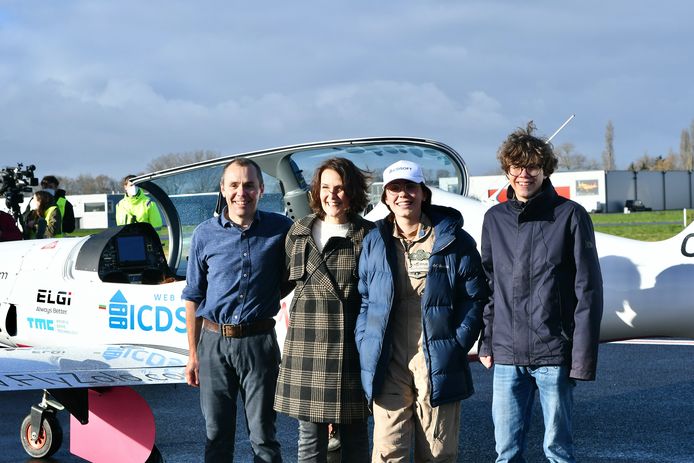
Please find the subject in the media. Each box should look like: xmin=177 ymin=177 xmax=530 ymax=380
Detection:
xmin=0 ymin=344 xmax=187 ymax=391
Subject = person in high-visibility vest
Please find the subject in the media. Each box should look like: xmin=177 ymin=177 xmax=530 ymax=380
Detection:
xmin=27 ymin=190 xmax=62 ymax=239
xmin=40 ymin=175 xmax=75 ymax=233
xmin=115 ymin=175 xmax=163 ymax=228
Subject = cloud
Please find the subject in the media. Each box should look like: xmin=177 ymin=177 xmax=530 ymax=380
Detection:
xmin=1 ymin=0 xmax=694 ymax=181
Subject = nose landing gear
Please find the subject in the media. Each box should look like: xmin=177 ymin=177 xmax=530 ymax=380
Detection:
xmin=19 ymin=391 xmax=65 ymax=459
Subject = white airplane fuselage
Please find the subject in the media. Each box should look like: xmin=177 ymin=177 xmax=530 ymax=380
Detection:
xmin=3 ymin=188 xmax=693 ymax=357
xmin=0 ymin=235 xmax=188 ymax=354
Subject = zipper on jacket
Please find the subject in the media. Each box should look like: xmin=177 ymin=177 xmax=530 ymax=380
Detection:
xmin=527 ymin=222 xmax=534 ymax=363
xmin=421 ymin=234 xmax=455 ymax=400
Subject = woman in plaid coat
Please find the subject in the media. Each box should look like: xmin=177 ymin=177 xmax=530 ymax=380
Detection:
xmin=274 ymin=157 xmax=374 ymax=462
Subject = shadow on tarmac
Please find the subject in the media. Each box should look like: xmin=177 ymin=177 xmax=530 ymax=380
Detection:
xmin=2 ymin=343 xmax=694 ymax=462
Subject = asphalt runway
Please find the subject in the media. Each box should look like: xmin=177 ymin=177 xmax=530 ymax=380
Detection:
xmin=2 ymin=342 xmax=694 ymax=462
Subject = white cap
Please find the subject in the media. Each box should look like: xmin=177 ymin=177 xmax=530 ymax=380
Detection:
xmin=382 ymin=160 xmax=426 ymax=186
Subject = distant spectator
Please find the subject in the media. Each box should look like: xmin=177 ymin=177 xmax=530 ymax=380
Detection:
xmin=41 ymin=175 xmax=76 ymax=233
xmin=115 ymin=175 xmax=163 ymax=228
xmin=27 ymin=190 xmax=62 ymax=239
xmin=0 ymin=211 xmax=22 ymax=241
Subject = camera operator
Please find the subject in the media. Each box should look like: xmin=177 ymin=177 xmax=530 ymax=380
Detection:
xmin=1 ymin=163 xmax=38 ymax=236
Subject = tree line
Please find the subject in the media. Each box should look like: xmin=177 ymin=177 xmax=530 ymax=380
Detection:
xmin=49 ymin=121 xmax=694 ymax=194
xmin=54 ymin=150 xmax=221 ymax=195
xmin=498 ymin=118 xmax=694 ymax=173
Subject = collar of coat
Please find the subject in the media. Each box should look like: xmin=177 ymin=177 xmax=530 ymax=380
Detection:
xmin=505 ymin=178 xmax=564 ymax=223
xmin=286 ymin=213 xmax=373 ymax=299
xmin=376 ymin=204 xmax=463 ymax=254
xmin=291 ymin=213 xmax=371 ymax=240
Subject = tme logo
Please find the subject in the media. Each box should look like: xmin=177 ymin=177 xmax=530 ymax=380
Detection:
xmin=37 ymin=289 xmax=72 ymax=305
xmin=27 ymin=318 xmax=54 ymax=331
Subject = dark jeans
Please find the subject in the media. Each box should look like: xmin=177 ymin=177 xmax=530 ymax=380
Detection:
xmin=198 ymin=327 xmax=282 ymax=462
xmin=298 ymin=420 xmax=369 ymax=463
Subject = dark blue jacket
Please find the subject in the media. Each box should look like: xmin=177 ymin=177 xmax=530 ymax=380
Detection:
xmin=478 ymin=179 xmax=603 ymax=380
xmin=355 ymin=205 xmax=489 ymax=407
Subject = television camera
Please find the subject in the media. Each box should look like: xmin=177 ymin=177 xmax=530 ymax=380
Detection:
xmin=0 ymin=163 xmax=38 ymax=228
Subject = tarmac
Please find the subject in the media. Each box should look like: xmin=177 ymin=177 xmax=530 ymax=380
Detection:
xmin=2 ymin=342 xmax=693 ymax=462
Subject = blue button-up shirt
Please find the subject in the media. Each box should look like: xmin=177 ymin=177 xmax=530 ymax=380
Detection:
xmin=182 ymin=208 xmax=292 ymax=324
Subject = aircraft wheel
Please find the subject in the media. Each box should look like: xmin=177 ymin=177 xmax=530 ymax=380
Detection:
xmin=145 ymin=445 xmax=164 ymax=463
xmin=20 ymin=411 xmax=63 ymax=459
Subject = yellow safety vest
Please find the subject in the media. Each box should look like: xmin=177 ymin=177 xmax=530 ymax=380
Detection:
xmin=115 ymin=191 xmax=163 ymax=228
xmin=43 ymin=206 xmax=62 ymax=238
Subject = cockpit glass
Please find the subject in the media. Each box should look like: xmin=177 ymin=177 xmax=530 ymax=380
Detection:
xmin=150 ymin=163 xmax=285 ymax=276
xmin=288 ymin=143 xmax=465 ymax=209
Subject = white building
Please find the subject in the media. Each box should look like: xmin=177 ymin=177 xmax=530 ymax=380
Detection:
xmin=469 ymin=170 xmax=606 ymax=212
xmin=66 ymin=194 xmax=123 ymax=229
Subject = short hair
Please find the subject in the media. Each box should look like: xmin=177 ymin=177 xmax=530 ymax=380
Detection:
xmin=122 ymin=174 xmax=137 ymax=186
xmin=309 ymin=158 xmax=370 ymax=219
xmin=497 ymin=121 xmax=558 ymax=177
xmin=40 ymin=175 xmax=60 ymax=188
xmin=220 ymin=158 xmax=264 ymax=187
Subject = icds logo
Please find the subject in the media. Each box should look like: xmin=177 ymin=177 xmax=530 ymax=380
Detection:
xmin=108 ymin=290 xmax=186 ymax=333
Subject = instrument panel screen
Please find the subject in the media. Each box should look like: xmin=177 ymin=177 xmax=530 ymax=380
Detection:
xmin=115 ymin=235 xmax=147 ymax=265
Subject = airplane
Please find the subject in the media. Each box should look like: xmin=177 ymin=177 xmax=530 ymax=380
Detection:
xmin=2 ymin=136 xmax=694 ymax=462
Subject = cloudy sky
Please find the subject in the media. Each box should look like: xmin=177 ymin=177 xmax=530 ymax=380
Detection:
xmin=1 ymin=1 xmax=692 ymax=181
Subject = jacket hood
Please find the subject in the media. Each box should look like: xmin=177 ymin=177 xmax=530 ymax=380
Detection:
xmin=377 ymin=204 xmax=464 ymax=251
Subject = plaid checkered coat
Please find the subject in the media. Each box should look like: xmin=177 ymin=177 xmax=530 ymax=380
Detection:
xmin=274 ymin=214 xmax=374 ymax=423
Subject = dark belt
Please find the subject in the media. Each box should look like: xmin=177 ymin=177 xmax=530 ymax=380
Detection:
xmin=202 ymin=318 xmax=275 ymax=338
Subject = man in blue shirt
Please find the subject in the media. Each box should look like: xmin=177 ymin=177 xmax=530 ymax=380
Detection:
xmin=182 ymin=158 xmax=292 ymax=462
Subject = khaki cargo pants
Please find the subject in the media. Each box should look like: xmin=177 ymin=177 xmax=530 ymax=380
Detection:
xmin=372 ymin=226 xmax=461 ymax=462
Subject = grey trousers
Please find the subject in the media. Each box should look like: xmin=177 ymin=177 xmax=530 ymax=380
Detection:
xmin=298 ymin=420 xmax=369 ymax=463
xmin=198 ymin=327 xmax=282 ymax=462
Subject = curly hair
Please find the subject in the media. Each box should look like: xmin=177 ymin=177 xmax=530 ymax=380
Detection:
xmin=309 ymin=157 xmax=370 ymax=219
xmin=497 ymin=121 xmax=558 ymax=177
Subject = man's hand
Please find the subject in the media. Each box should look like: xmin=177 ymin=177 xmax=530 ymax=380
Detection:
xmin=480 ymin=355 xmax=494 ymax=369
xmin=184 ymin=301 xmax=202 ymax=387
xmin=185 ymin=353 xmax=200 ymax=387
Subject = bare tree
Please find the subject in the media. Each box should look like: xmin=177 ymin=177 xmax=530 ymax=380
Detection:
xmin=146 ymin=150 xmax=221 ymax=172
xmin=681 ymin=129 xmax=693 ymax=171
xmin=144 ymin=150 xmax=222 ymax=195
xmin=554 ymin=143 xmax=600 ymax=171
xmin=59 ymin=174 xmax=119 ymax=194
xmin=628 ymin=152 xmax=654 ymax=171
xmin=627 ymin=150 xmax=680 ymax=172
xmin=657 ymin=151 xmax=680 ymax=171
xmin=601 ymin=120 xmax=616 ymax=170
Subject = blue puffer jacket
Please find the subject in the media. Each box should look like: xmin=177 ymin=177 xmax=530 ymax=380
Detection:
xmin=355 ymin=205 xmax=489 ymax=407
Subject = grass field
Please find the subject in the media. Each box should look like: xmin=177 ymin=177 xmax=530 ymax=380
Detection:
xmin=590 ymin=209 xmax=693 ymax=241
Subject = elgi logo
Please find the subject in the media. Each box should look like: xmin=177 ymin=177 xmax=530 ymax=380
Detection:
xmin=37 ymin=289 xmax=72 ymax=305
